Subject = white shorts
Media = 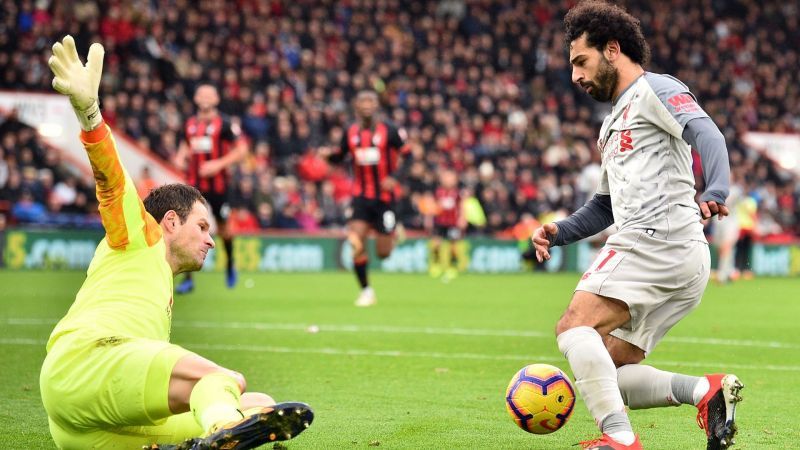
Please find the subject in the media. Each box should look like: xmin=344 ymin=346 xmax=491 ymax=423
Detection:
xmin=575 ymin=230 xmax=710 ymax=354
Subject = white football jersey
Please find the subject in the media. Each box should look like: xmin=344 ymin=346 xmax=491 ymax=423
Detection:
xmin=597 ymin=72 xmax=710 ymax=241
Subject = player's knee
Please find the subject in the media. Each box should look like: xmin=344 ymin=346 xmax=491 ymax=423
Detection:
xmin=555 ymin=308 xmax=582 ymax=336
xmin=606 ymin=343 xmax=645 ymax=367
xmin=377 ymin=248 xmax=392 ymax=259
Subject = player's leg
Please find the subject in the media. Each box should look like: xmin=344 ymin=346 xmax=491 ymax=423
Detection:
xmin=210 ymin=195 xmax=236 ymax=289
xmin=375 ymin=232 xmax=394 ymax=259
xmin=374 ymin=201 xmax=397 ymax=260
xmin=612 ymin=339 xmax=744 ymax=450
xmin=153 ymin=351 xmax=312 ymax=448
xmin=443 ymin=229 xmax=462 ymax=281
xmin=717 ymin=238 xmax=734 ymax=284
xmin=42 ymin=338 xmax=217 ymax=448
xmin=349 ymin=218 xmax=375 ymax=306
xmin=83 ymin=394 xmax=280 ymax=450
xmin=453 ymin=238 xmax=469 ymax=272
xmin=556 ymin=291 xmax=640 ymax=448
xmin=610 ymin=245 xmax=743 ymax=450
xmin=375 ymin=229 xmax=395 ymax=260
xmin=218 ymin=216 xmax=237 ymax=288
xmin=428 ymin=235 xmax=443 ymax=278
xmin=734 ymin=233 xmax=752 ymax=279
xmin=240 ymin=392 xmax=276 ymax=412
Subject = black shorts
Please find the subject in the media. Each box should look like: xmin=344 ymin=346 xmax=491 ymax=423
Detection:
xmin=350 ymin=197 xmax=396 ymax=234
xmin=201 ymin=191 xmax=230 ymax=223
xmin=434 ymin=225 xmax=462 ymax=240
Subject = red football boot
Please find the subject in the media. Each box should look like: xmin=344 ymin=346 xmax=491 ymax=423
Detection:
xmin=696 ymin=374 xmax=744 ymax=449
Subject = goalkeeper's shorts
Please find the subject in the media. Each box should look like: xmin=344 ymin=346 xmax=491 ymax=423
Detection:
xmin=40 ymin=331 xmax=201 ymax=449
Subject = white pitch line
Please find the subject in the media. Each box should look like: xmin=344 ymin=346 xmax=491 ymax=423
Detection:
xmin=4 ymin=317 xmax=800 ymax=350
xmin=2 ymin=337 xmax=799 ymax=372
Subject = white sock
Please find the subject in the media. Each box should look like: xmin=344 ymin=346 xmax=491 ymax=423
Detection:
xmin=608 ymin=430 xmax=636 ymax=446
xmin=557 ymin=326 xmax=630 ymax=430
xmin=692 ymin=377 xmax=710 ymax=405
xmin=618 ymin=364 xmax=680 ymax=409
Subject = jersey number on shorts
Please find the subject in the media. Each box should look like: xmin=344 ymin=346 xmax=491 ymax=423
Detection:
xmin=581 ymin=248 xmax=618 ymax=280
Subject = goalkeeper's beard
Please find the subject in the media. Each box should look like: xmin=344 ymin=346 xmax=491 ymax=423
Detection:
xmin=171 ymin=242 xmax=206 ymax=274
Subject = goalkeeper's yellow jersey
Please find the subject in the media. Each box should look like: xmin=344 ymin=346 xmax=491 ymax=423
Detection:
xmin=46 ymin=125 xmax=173 ymax=350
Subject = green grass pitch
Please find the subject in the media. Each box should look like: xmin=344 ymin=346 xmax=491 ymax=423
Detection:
xmin=0 ymin=271 xmax=798 ymax=449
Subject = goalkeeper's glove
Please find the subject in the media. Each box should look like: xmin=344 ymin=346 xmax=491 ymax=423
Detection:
xmin=47 ymin=35 xmax=105 ymax=131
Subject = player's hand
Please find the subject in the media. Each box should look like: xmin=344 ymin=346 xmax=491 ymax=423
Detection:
xmin=48 ymin=35 xmax=104 ymax=131
xmin=531 ymin=223 xmax=558 ymax=263
xmin=199 ymin=159 xmax=224 ymax=178
xmin=381 ymin=177 xmax=398 ymax=191
xmin=699 ymin=200 xmax=729 ymax=221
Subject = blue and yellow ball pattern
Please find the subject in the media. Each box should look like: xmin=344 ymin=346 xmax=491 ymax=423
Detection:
xmin=505 ymin=364 xmax=576 ymax=434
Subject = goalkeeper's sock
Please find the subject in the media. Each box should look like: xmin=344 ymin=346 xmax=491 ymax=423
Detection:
xmin=190 ymin=373 xmax=244 ymax=434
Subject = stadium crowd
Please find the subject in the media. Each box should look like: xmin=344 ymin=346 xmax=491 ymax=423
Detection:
xmin=1 ymin=0 xmax=798 ymax=238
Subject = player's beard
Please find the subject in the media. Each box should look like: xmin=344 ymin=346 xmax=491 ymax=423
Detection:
xmin=583 ymin=56 xmax=618 ymax=102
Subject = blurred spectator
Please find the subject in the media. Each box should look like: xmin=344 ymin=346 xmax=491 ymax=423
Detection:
xmin=0 ymin=115 xmax=98 ymax=228
xmin=296 ymin=149 xmax=329 ymax=183
xmin=136 ymin=167 xmax=159 ymax=200
xmin=255 ymin=202 xmax=275 ymax=229
xmin=227 ymin=207 xmax=259 ymax=234
xmin=0 ymin=0 xmax=797 ymax=238
xmin=12 ymin=189 xmax=47 ymax=223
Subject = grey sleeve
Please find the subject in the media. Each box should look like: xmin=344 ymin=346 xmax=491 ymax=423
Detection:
xmin=682 ymin=117 xmax=730 ymax=204
xmin=551 ymin=194 xmax=614 ymax=247
xmin=644 ymin=72 xmax=709 ymax=128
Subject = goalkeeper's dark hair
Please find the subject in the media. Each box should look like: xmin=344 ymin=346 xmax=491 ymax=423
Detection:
xmin=564 ymin=1 xmax=650 ymax=66
xmin=143 ymin=183 xmax=207 ymax=223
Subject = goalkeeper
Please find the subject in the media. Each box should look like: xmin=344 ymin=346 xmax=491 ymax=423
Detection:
xmin=39 ymin=35 xmax=313 ymax=450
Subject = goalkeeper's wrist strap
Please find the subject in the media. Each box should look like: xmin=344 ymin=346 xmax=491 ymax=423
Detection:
xmin=72 ymin=98 xmax=103 ymax=131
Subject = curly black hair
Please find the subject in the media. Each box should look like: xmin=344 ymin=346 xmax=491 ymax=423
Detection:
xmin=564 ymin=1 xmax=650 ymax=66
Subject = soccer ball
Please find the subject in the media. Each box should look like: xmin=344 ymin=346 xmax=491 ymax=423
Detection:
xmin=505 ymin=364 xmax=576 ymax=434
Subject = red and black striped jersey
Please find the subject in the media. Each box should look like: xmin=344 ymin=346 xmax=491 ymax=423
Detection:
xmin=183 ymin=114 xmax=241 ymax=194
xmin=337 ymin=121 xmax=407 ymax=203
xmin=434 ymin=187 xmax=461 ymax=227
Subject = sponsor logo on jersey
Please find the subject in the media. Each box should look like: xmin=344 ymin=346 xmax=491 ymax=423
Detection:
xmin=667 ymin=93 xmax=701 ymax=113
xmin=619 ymin=129 xmax=633 ymax=152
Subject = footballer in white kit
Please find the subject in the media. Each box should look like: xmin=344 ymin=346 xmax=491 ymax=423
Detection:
xmin=531 ymin=3 xmax=744 ymax=450
xmin=575 ymin=71 xmax=717 ymax=355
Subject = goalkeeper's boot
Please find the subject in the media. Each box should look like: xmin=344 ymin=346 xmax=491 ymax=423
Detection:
xmin=696 ymin=374 xmax=744 ymax=450
xmin=175 ymin=278 xmax=194 ymax=295
xmin=147 ymin=402 xmax=313 ymax=450
xmin=579 ymin=434 xmax=642 ymax=449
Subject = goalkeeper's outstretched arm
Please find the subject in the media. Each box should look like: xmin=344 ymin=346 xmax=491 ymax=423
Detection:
xmin=48 ymin=35 xmax=160 ymax=250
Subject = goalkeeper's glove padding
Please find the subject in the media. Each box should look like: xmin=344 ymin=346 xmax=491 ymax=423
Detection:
xmin=48 ymin=35 xmax=105 ymax=131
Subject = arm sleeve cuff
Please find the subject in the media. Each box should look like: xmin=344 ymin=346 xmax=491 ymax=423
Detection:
xmin=80 ymin=122 xmax=109 ymax=144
